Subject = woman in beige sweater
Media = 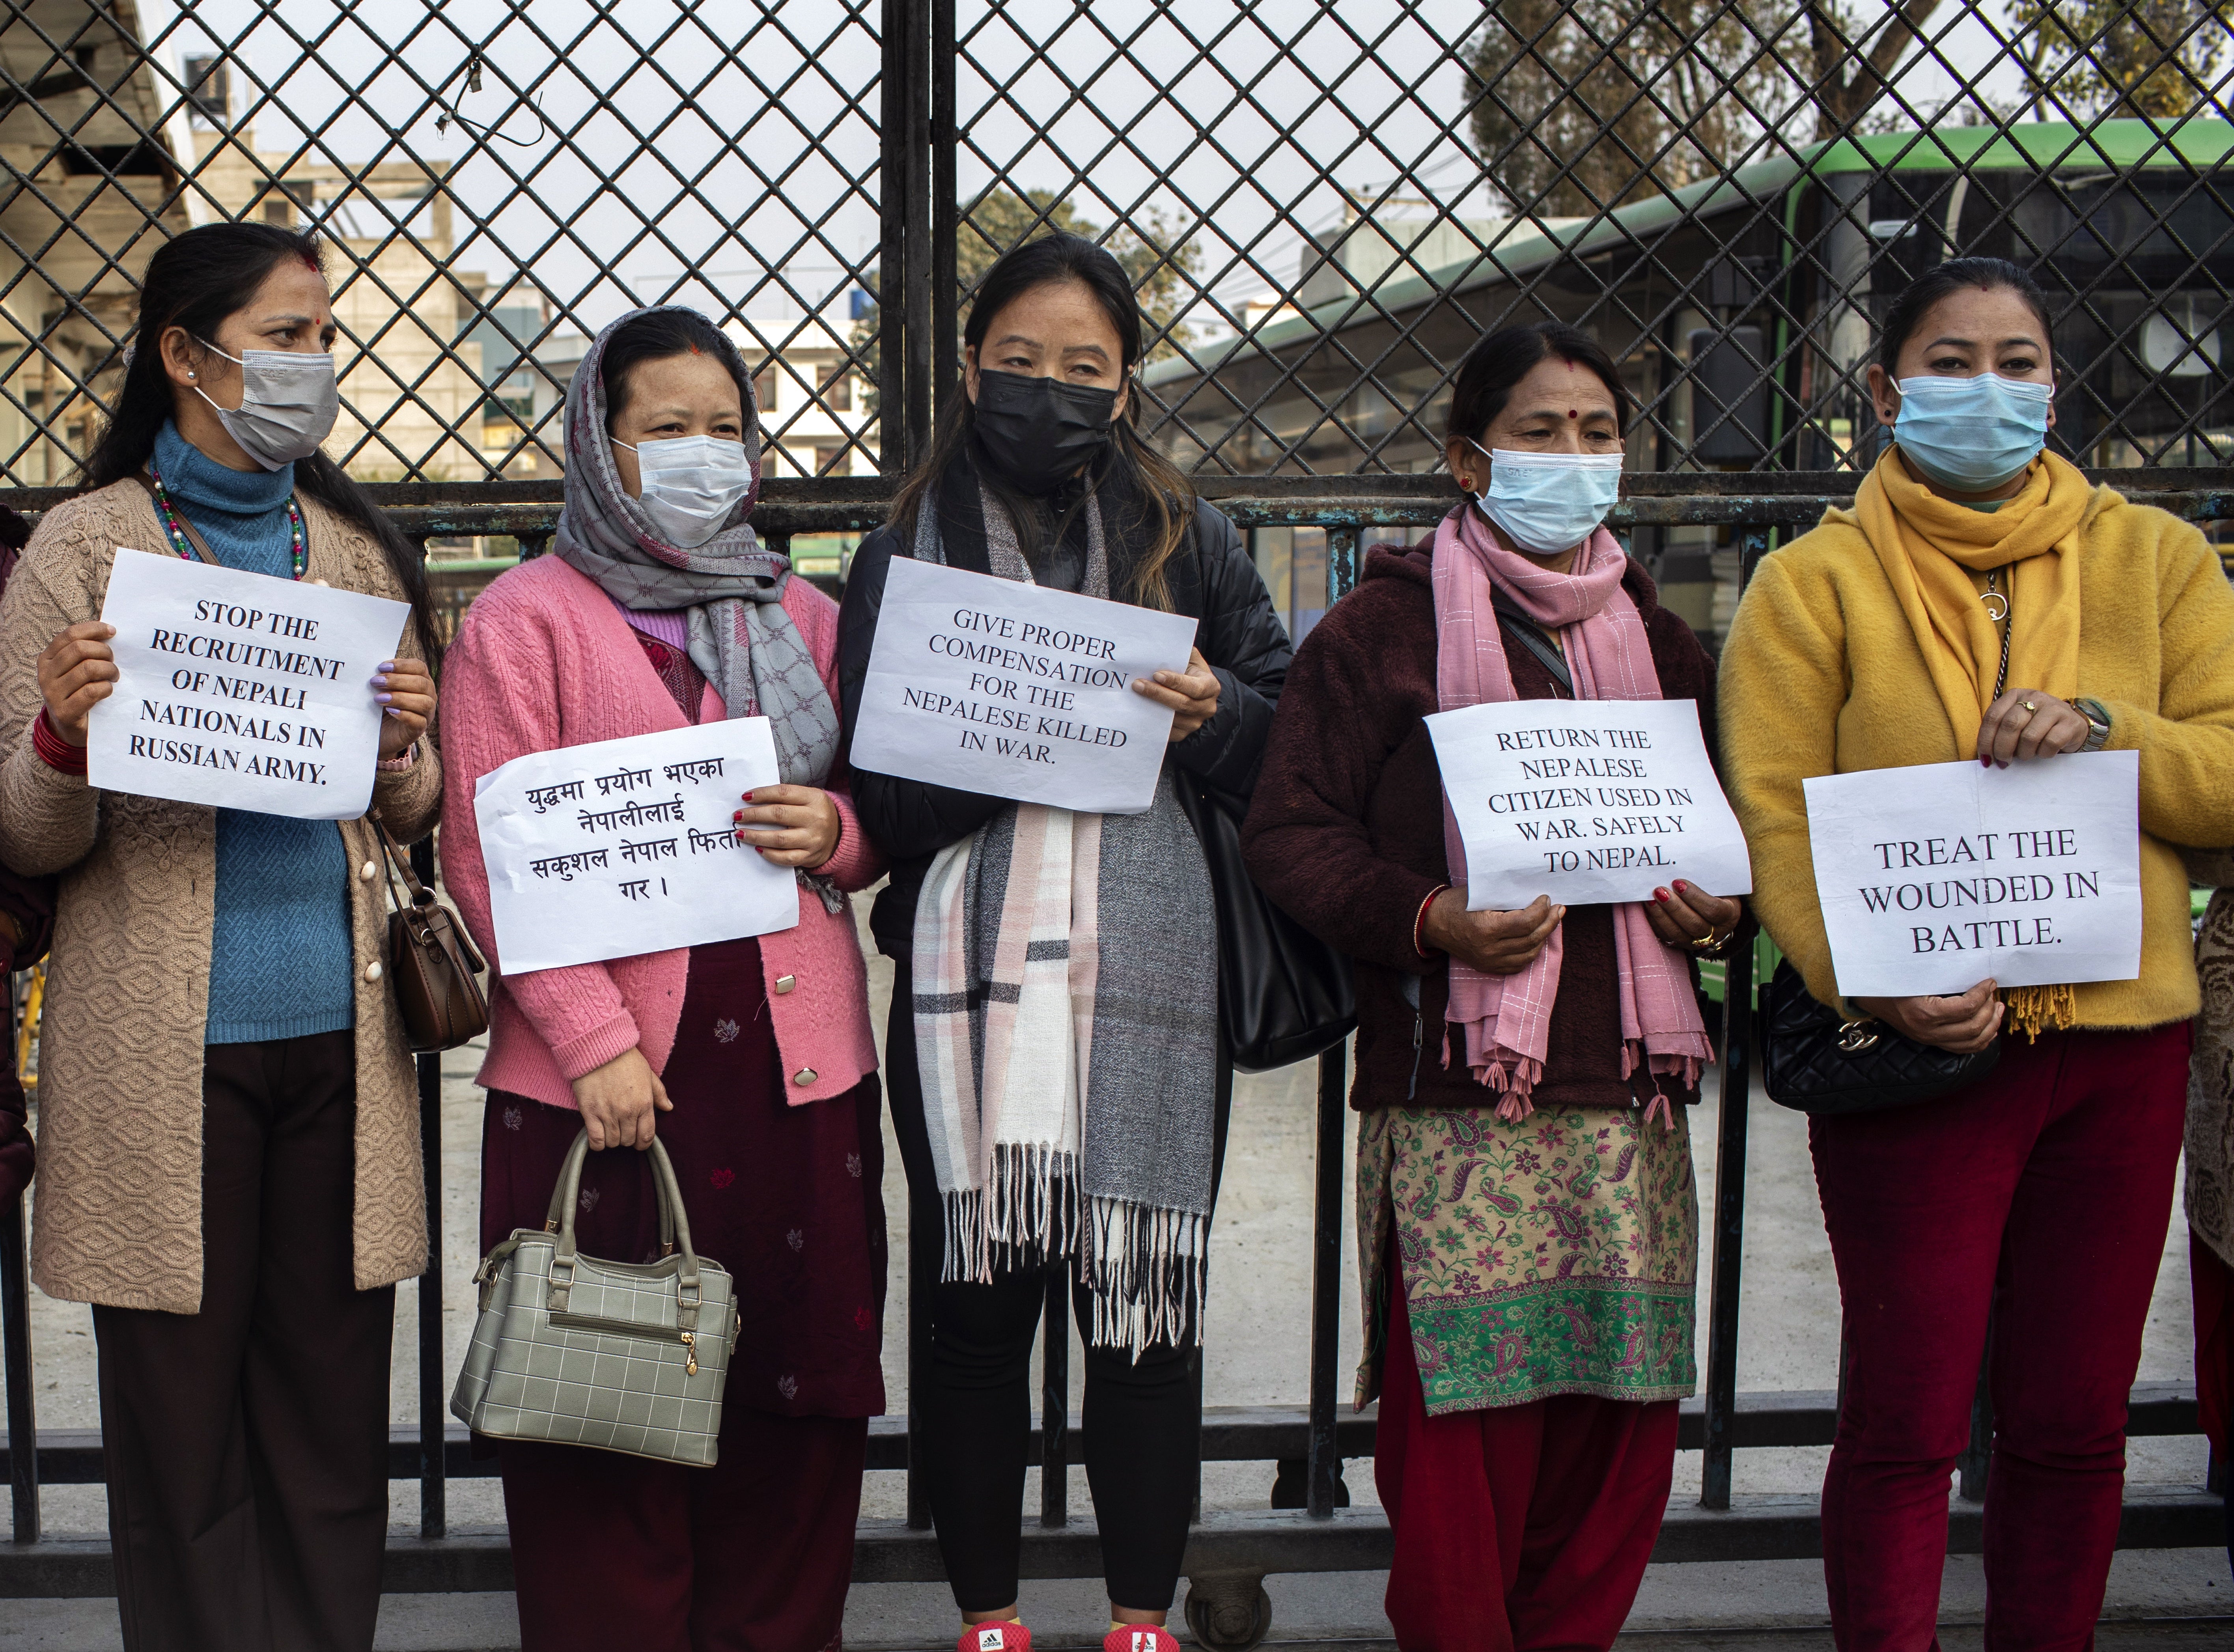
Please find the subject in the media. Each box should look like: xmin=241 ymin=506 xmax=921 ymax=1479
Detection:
xmin=0 ymin=222 xmax=442 ymax=1652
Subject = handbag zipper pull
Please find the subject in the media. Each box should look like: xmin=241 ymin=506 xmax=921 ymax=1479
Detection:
xmin=680 ymin=1329 xmax=698 ymax=1376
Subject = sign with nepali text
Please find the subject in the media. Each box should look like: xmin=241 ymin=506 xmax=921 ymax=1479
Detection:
xmin=847 ymin=556 xmax=1197 ymax=815
xmin=1803 ymin=752 xmax=2142 ymax=999
xmin=87 ymin=547 xmax=408 ymax=819
xmin=472 ymin=719 xmax=798 ymax=974
xmin=1424 ymin=698 xmax=1752 ymax=909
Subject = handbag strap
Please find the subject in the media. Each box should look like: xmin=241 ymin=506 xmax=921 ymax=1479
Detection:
xmin=1489 ymin=586 xmax=1575 ymax=697
xmin=132 ymin=472 xmax=218 ymax=566
xmin=546 ymin=1128 xmax=702 ymax=1322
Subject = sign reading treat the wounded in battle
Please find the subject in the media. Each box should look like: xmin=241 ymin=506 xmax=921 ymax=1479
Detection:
xmin=1803 ymin=751 xmax=2143 ymax=999
xmin=1424 ymin=698 xmax=1753 ymax=910
xmin=472 ymin=718 xmax=798 ymax=974
xmin=87 ymin=547 xmax=409 ymax=819
xmin=847 ymin=556 xmax=1198 ymax=815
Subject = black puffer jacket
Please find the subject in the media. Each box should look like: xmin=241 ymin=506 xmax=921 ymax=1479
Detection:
xmin=838 ymin=469 xmax=1292 ymax=959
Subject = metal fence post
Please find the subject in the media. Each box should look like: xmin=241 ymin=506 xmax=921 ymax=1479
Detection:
xmin=2 ymin=1019 xmax=35 ymax=1544
xmin=411 ymin=838 xmax=446 ymax=1541
xmin=1700 ymin=527 xmax=1771 ymax=1512
xmin=1305 ymin=1042 xmax=1346 ymax=1519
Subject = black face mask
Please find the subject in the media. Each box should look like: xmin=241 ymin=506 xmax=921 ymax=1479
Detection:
xmin=971 ymin=368 xmax=1119 ymax=495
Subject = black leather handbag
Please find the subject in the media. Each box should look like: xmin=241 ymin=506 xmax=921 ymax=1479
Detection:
xmin=1174 ymin=773 xmax=1357 ymax=1073
xmin=1761 ymin=959 xmax=1999 ymax=1116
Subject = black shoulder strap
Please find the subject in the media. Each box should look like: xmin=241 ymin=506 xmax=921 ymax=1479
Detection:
xmin=1488 ymin=585 xmax=1574 ymax=698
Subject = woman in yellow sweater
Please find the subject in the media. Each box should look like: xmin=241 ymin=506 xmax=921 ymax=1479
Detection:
xmin=1720 ymin=257 xmax=2234 ymax=1648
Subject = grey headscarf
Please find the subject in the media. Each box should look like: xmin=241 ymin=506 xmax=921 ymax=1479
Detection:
xmin=552 ymin=306 xmax=842 ymax=789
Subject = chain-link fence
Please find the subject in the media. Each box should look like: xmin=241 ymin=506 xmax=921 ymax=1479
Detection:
xmin=1 ymin=0 xmax=2228 ymax=500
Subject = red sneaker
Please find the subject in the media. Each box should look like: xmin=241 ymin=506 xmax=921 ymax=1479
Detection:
xmin=1103 ymin=1628 xmax=1180 ymax=1652
xmin=960 ymin=1624 xmax=1031 ymax=1652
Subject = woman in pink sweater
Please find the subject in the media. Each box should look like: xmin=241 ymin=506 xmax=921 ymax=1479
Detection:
xmin=439 ymin=306 xmax=887 ymax=1652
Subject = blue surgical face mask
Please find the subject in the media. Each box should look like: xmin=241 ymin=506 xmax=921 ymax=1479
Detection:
xmin=1467 ymin=441 xmax=1625 ymax=556
xmin=1892 ymin=373 xmax=2051 ymax=492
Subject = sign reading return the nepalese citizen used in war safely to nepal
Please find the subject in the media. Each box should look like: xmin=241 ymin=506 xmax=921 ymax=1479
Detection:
xmin=1803 ymin=750 xmax=2143 ymax=999
xmin=847 ymin=556 xmax=1199 ymax=816
xmin=472 ymin=719 xmax=798 ymax=974
xmin=1423 ymin=698 xmax=1753 ymax=911
xmin=87 ymin=547 xmax=409 ymax=820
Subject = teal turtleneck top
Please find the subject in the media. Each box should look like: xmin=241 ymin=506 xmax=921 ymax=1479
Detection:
xmin=151 ymin=420 xmax=354 ymax=1044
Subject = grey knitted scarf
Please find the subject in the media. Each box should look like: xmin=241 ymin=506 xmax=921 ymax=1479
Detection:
xmin=909 ymin=477 xmax=1220 ymax=1353
xmin=552 ymin=306 xmax=842 ymax=792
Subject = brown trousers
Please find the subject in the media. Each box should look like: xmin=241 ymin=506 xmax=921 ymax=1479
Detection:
xmin=92 ymin=1030 xmax=396 ymax=1652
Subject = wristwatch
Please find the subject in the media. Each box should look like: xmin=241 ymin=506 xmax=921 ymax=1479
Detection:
xmin=2074 ymin=697 xmax=2112 ymax=753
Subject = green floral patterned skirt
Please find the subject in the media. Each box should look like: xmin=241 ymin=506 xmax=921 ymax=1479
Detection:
xmin=1357 ymin=1101 xmax=1699 ymax=1416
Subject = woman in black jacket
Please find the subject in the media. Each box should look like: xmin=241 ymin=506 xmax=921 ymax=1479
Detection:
xmin=838 ymin=233 xmax=1288 ymax=1652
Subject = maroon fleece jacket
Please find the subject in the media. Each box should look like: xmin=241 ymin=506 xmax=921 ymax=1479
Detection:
xmin=1240 ymin=535 xmax=1718 ymax=1114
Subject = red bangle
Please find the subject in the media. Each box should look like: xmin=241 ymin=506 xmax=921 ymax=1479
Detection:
xmin=32 ymin=709 xmax=86 ymax=776
xmin=1414 ymin=884 xmax=1449 ymax=959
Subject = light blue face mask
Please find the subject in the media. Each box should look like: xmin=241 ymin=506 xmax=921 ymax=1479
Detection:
xmin=1468 ymin=441 xmax=1625 ymax=556
xmin=1891 ymin=373 xmax=2051 ymax=492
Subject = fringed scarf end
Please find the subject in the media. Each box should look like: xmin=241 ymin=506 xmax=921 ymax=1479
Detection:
xmin=2003 ymin=982 xmax=2076 ymax=1041
xmin=941 ymin=1145 xmax=1081 ymax=1285
xmin=1079 ymin=1195 xmax=1209 ymax=1357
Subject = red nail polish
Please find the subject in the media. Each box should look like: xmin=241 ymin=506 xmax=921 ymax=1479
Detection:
xmin=1673 ymin=880 xmax=1689 ymax=892
xmin=1980 ymin=756 xmax=1992 ymax=767
xmin=1655 ymin=889 xmax=1671 ymax=902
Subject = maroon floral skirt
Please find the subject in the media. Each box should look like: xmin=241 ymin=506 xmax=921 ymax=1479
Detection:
xmin=479 ymin=936 xmax=887 ymax=1420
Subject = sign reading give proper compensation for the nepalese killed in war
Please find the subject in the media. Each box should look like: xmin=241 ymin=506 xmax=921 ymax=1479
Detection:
xmin=1424 ymin=697 xmax=1754 ymax=911
xmin=846 ymin=556 xmax=1199 ymax=816
xmin=86 ymin=547 xmax=409 ymax=820
xmin=472 ymin=718 xmax=799 ymax=975
xmin=1804 ymin=751 xmax=2143 ymax=999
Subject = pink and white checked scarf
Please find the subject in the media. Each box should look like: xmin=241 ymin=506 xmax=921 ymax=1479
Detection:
xmin=1431 ymin=504 xmax=1712 ymax=1123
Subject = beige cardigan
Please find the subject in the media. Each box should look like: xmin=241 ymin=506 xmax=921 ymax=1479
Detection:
xmin=0 ymin=478 xmax=441 ymax=1312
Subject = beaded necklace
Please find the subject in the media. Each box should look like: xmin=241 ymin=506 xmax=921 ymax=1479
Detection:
xmin=145 ymin=456 xmax=307 ymax=580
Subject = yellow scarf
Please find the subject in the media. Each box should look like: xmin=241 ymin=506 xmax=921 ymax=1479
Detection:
xmin=1854 ymin=444 xmax=2096 ymax=1034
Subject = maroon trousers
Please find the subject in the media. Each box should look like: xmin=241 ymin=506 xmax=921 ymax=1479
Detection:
xmin=498 ymin=1414 xmax=867 ymax=1652
xmin=1376 ymin=1250 xmax=1679 ymax=1652
xmin=1809 ymin=1023 xmax=2190 ymax=1652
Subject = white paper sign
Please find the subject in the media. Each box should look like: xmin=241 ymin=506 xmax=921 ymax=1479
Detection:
xmin=86 ymin=548 xmax=409 ymax=819
xmin=471 ymin=720 xmax=800 ymax=974
xmin=1803 ymin=751 xmax=2143 ymax=998
xmin=1424 ymin=698 xmax=1753 ymax=909
xmin=848 ymin=556 xmax=1198 ymax=815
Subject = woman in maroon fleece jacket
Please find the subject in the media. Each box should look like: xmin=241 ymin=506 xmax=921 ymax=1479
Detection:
xmin=1242 ymin=323 xmax=1740 ymax=1652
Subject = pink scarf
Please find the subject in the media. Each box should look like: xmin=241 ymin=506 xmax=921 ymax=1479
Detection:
xmin=1431 ymin=506 xmax=1712 ymax=1124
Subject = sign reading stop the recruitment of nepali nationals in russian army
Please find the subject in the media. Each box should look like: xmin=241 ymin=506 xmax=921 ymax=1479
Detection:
xmin=87 ymin=547 xmax=409 ymax=819
xmin=1803 ymin=751 xmax=2143 ymax=999
xmin=847 ymin=556 xmax=1198 ymax=816
xmin=473 ymin=719 xmax=799 ymax=975
xmin=1424 ymin=698 xmax=1753 ymax=911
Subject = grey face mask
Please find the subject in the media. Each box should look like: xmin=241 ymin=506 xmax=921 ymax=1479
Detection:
xmin=194 ymin=341 xmax=339 ymax=470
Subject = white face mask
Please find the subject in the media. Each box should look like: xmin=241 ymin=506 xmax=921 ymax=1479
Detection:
xmin=1467 ymin=441 xmax=1626 ymax=556
xmin=614 ymin=434 xmax=754 ymax=549
xmin=194 ymin=341 xmax=338 ymax=471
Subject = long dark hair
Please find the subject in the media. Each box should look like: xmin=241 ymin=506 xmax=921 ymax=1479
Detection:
xmin=599 ymin=307 xmax=758 ymax=433
xmin=890 ymin=232 xmax=1196 ymax=610
xmin=83 ymin=222 xmax=443 ymax=666
xmin=1445 ymin=321 xmax=1633 ymax=443
xmin=1878 ymin=257 xmax=2055 ymax=374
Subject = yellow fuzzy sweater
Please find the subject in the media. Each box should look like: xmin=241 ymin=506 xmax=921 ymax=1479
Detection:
xmin=1719 ymin=483 xmax=2234 ymax=1028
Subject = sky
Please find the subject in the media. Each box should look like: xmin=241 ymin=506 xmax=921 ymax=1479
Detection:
xmin=118 ymin=0 xmax=2076 ymax=362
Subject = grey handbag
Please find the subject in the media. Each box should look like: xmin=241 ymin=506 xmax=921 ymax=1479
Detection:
xmin=451 ymin=1129 xmax=738 ymax=1467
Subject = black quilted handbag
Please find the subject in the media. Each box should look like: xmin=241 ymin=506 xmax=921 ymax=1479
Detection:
xmin=1173 ymin=772 xmax=1356 ymax=1074
xmin=1762 ymin=959 xmax=1999 ymax=1116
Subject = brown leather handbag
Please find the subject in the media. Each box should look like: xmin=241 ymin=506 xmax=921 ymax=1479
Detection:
xmin=370 ymin=808 xmax=490 ymax=1053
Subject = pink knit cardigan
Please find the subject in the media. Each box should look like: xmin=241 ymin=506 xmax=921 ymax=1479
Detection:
xmin=439 ymin=554 xmax=884 ymax=1109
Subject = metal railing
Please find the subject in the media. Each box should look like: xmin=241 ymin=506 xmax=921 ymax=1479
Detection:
xmin=2 ymin=474 xmax=2225 ymax=1641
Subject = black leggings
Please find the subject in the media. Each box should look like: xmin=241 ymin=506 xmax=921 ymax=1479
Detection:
xmin=886 ymin=962 xmax=1232 ymax=1614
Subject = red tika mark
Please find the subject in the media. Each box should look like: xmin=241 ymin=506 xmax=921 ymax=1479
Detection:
xmin=709 ymin=1167 xmax=735 ymax=1189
